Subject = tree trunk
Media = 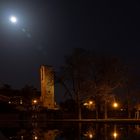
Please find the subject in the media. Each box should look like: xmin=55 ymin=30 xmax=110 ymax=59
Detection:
xmin=104 ymin=124 xmax=108 ymax=140
xmin=127 ymin=104 xmax=131 ymax=119
xmin=95 ymin=105 xmax=99 ymax=119
xmin=104 ymin=100 xmax=108 ymax=119
xmin=77 ymin=91 xmax=81 ymax=120
xmin=95 ymin=97 xmax=99 ymax=119
xmin=78 ymin=104 xmax=81 ymax=120
xmin=127 ymin=89 xmax=131 ymax=119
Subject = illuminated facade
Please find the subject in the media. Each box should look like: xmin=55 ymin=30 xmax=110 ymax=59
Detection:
xmin=40 ymin=65 xmax=55 ymax=109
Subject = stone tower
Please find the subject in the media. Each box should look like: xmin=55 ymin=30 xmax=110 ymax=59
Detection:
xmin=40 ymin=65 xmax=55 ymax=109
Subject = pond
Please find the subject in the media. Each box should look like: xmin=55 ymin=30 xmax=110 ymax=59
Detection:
xmin=1 ymin=122 xmax=140 ymax=139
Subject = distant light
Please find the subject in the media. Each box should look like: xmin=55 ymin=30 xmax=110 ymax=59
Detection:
xmin=33 ymin=99 xmax=37 ymax=104
xmin=34 ymin=136 xmax=38 ymax=140
xmin=113 ymin=102 xmax=118 ymax=108
xmin=9 ymin=16 xmax=17 ymax=24
xmin=21 ymin=136 xmax=24 ymax=140
xmin=89 ymin=134 xmax=93 ymax=139
xmin=113 ymin=132 xmax=118 ymax=139
xmin=83 ymin=102 xmax=88 ymax=106
xmin=120 ymin=108 xmax=123 ymax=111
xmin=20 ymin=99 xmax=23 ymax=104
xmin=8 ymin=101 xmax=11 ymax=104
xmin=89 ymin=101 xmax=93 ymax=105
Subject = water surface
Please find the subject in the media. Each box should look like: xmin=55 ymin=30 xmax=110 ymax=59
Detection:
xmin=1 ymin=122 xmax=140 ymax=139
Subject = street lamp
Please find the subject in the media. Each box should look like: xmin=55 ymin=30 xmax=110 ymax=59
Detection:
xmin=112 ymin=131 xmax=118 ymax=139
xmin=113 ymin=102 xmax=119 ymax=108
xmin=89 ymin=101 xmax=93 ymax=105
xmin=34 ymin=136 xmax=38 ymax=140
xmin=32 ymin=99 xmax=38 ymax=105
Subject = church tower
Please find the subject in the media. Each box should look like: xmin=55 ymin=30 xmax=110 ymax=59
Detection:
xmin=40 ymin=65 xmax=55 ymax=109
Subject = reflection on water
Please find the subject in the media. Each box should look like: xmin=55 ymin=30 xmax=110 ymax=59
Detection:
xmin=1 ymin=122 xmax=140 ymax=139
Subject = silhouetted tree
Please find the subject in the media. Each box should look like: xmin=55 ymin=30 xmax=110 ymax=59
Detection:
xmin=21 ymin=85 xmax=39 ymax=109
xmin=124 ymin=74 xmax=140 ymax=118
xmin=59 ymin=99 xmax=78 ymax=112
xmin=60 ymin=48 xmax=126 ymax=119
xmin=92 ymin=56 xmax=126 ymax=118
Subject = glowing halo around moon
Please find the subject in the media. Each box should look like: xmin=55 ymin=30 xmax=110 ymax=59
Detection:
xmin=9 ymin=16 xmax=18 ymax=24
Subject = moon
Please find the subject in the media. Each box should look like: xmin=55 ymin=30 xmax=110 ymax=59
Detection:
xmin=9 ymin=16 xmax=17 ymax=24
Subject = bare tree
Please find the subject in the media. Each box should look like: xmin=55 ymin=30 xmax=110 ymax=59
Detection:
xmin=92 ymin=56 xmax=126 ymax=119
xmin=60 ymin=48 xmax=126 ymax=119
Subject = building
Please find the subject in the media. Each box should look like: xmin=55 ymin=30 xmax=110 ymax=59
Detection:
xmin=40 ymin=65 xmax=55 ymax=109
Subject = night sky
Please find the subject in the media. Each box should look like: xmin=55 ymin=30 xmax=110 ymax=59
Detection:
xmin=0 ymin=0 xmax=140 ymax=89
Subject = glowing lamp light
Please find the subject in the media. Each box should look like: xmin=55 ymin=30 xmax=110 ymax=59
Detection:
xmin=89 ymin=101 xmax=93 ymax=105
xmin=113 ymin=132 xmax=118 ymax=139
xmin=83 ymin=102 xmax=88 ymax=106
xmin=89 ymin=134 xmax=93 ymax=139
xmin=33 ymin=99 xmax=37 ymax=104
xmin=9 ymin=16 xmax=17 ymax=24
xmin=8 ymin=101 xmax=11 ymax=104
xmin=113 ymin=102 xmax=118 ymax=108
xmin=34 ymin=136 xmax=38 ymax=140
